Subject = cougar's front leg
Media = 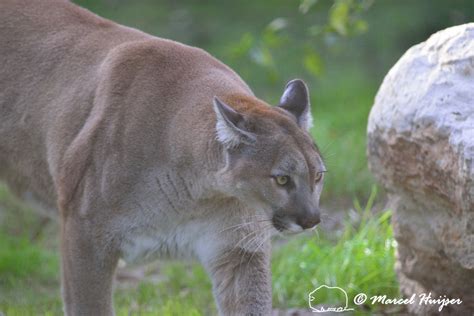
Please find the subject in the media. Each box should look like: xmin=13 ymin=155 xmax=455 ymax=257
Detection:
xmin=203 ymin=241 xmax=272 ymax=316
xmin=60 ymin=214 xmax=119 ymax=316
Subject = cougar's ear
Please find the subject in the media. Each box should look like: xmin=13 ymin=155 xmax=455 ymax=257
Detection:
xmin=213 ymin=97 xmax=256 ymax=148
xmin=278 ymin=79 xmax=313 ymax=130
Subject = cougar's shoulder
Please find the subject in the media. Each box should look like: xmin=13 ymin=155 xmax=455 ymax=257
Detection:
xmin=54 ymin=35 xmax=253 ymax=215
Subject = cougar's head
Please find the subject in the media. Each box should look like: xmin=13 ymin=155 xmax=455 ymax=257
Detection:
xmin=213 ymin=79 xmax=326 ymax=234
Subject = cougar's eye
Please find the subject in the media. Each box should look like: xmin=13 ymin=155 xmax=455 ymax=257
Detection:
xmin=274 ymin=175 xmax=290 ymax=186
xmin=314 ymin=172 xmax=323 ymax=184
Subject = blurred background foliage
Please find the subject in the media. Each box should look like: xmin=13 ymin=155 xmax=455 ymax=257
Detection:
xmin=1 ymin=0 xmax=474 ymax=315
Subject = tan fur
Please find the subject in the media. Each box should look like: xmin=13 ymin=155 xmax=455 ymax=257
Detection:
xmin=0 ymin=1 xmax=325 ymax=315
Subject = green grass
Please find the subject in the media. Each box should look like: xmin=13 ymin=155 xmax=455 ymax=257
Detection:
xmin=0 ymin=234 xmax=58 ymax=286
xmin=114 ymin=264 xmax=213 ymax=316
xmin=272 ymin=187 xmax=398 ymax=312
xmin=0 ymin=231 xmax=62 ymax=315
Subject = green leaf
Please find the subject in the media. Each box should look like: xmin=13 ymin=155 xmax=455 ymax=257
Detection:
xmin=250 ymin=45 xmax=275 ymax=68
xmin=353 ymin=19 xmax=369 ymax=34
xmin=227 ymin=32 xmax=254 ymax=58
xmin=299 ymin=0 xmax=319 ymax=14
xmin=263 ymin=18 xmax=288 ymax=48
xmin=263 ymin=29 xmax=286 ymax=48
xmin=267 ymin=17 xmax=288 ymax=32
xmin=303 ymin=51 xmax=323 ymax=77
xmin=330 ymin=0 xmax=350 ymax=36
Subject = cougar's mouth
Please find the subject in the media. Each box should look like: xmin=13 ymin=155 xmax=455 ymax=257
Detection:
xmin=271 ymin=213 xmax=306 ymax=235
xmin=271 ymin=215 xmax=287 ymax=232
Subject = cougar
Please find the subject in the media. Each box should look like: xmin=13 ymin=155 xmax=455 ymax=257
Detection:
xmin=0 ymin=0 xmax=326 ymax=315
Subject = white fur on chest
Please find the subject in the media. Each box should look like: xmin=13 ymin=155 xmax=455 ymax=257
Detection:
xmin=121 ymin=234 xmax=164 ymax=264
xmin=119 ymin=217 xmax=225 ymax=265
xmin=120 ymin=229 xmax=195 ymax=264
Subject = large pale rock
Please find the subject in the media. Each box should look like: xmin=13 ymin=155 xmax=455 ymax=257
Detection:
xmin=367 ymin=24 xmax=474 ymax=315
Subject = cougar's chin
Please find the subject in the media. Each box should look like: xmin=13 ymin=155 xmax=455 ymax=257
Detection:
xmin=283 ymin=222 xmax=305 ymax=234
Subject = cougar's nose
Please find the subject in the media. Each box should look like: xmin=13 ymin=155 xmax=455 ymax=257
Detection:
xmin=296 ymin=210 xmax=321 ymax=230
